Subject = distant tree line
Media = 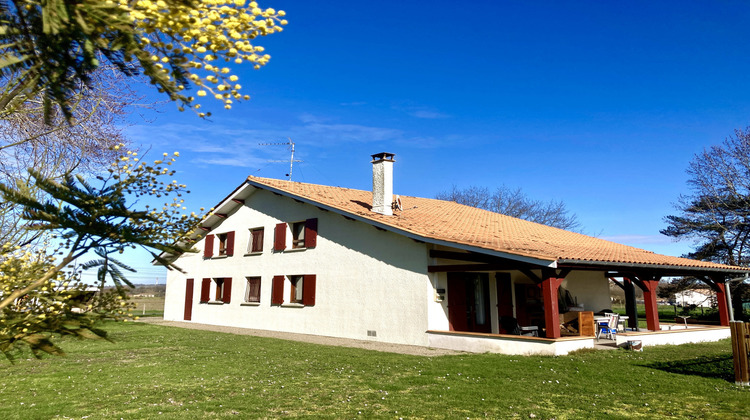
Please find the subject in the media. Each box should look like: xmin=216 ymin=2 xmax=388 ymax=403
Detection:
xmin=436 ymin=185 xmax=581 ymax=231
xmin=661 ymin=127 xmax=750 ymax=320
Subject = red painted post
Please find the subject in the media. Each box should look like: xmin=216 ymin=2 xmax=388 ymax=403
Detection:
xmin=541 ymin=275 xmax=564 ymax=339
xmin=641 ymin=279 xmax=660 ymax=331
xmin=715 ymin=282 xmax=730 ymax=326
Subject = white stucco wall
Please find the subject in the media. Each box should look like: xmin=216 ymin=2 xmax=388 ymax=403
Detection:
xmin=561 ymin=271 xmax=612 ymax=313
xmin=427 ymin=332 xmax=594 ymax=355
xmin=164 ymin=188 xmax=434 ymax=346
xmin=615 ymin=326 xmax=730 ymax=347
xmin=162 ymin=187 xmax=623 ymax=351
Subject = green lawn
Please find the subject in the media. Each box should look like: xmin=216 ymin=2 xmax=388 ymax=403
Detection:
xmin=1 ymin=322 xmax=749 ymax=419
xmin=128 ymin=296 xmax=165 ymax=318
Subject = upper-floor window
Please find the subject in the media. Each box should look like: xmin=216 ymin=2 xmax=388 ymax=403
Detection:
xmin=203 ymin=231 xmax=235 ymax=258
xmin=291 ymin=222 xmax=305 ymax=249
xmin=247 ymin=227 xmax=264 ymax=254
xmin=273 ymin=218 xmax=317 ymax=252
xmin=217 ymin=233 xmax=229 ymax=256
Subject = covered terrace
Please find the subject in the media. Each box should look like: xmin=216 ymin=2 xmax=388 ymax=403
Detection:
xmin=425 ymin=247 xmax=747 ymax=355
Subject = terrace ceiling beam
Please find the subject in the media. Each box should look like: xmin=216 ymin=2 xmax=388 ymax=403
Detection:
xmin=429 ymin=250 xmax=542 ymax=268
xmin=427 ymin=263 xmax=524 ymax=273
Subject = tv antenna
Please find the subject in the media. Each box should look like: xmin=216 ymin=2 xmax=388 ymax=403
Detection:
xmin=259 ymin=138 xmax=302 ymax=181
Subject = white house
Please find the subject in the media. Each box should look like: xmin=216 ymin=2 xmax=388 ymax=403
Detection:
xmin=162 ymin=153 xmax=746 ymax=355
xmin=675 ymin=288 xmax=715 ymax=308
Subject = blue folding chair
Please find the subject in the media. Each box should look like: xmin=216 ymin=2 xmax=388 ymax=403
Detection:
xmin=597 ymin=313 xmax=619 ymax=340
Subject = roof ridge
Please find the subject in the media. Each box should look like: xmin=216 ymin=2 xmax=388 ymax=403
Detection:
xmin=246 ymin=175 xmax=650 ymax=248
xmin=243 ymin=175 xmax=745 ymax=272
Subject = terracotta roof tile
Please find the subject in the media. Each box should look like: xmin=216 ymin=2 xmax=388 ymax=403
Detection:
xmin=246 ymin=176 xmax=746 ymax=272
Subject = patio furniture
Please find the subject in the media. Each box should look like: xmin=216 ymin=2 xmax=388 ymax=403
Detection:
xmin=617 ymin=315 xmax=630 ymax=331
xmin=596 ymin=313 xmax=619 ymax=340
xmin=500 ymin=316 xmax=539 ymax=337
xmin=559 ymin=311 xmax=595 ymax=336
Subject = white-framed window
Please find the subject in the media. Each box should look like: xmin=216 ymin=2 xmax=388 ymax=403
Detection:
xmin=200 ymin=277 xmax=232 ymax=303
xmin=273 ymin=219 xmax=317 ymax=251
xmin=217 ymin=233 xmax=229 ymax=256
xmin=203 ymin=232 xmax=235 ymax=258
xmin=289 ymin=275 xmax=304 ymax=303
xmin=271 ymin=274 xmax=316 ymax=306
xmin=214 ymin=278 xmax=225 ymax=301
xmin=291 ymin=222 xmax=305 ymax=249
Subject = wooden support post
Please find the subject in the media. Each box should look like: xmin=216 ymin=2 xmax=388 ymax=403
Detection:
xmin=707 ymin=276 xmax=731 ymax=327
xmin=640 ymin=279 xmax=660 ymax=331
xmin=730 ymin=321 xmax=750 ymax=386
xmin=541 ymin=271 xmax=564 ymax=339
xmin=715 ymin=282 xmax=730 ymax=326
xmin=624 ymin=277 xmax=638 ymax=330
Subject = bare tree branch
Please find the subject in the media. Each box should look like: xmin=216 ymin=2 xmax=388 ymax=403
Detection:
xmin=436 ymin=185 xmax=582 ymax=231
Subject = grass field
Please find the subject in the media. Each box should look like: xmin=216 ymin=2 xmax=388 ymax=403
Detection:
xmin=128 ymin=296 xmax=165 ymax=317
xmin=1 ymin=322 xmax=749 ymax=419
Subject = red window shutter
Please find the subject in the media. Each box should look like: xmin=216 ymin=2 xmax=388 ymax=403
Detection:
xmin=274 ymin=223 xmax=286 ymax=251
xmin=184 ymin=278 xmax=194 ymax=321
xmin=225 ymin=231 xmax=235 ymax=256
xmin=302 ymin=274 xmax=316 ymax=306
xmin=304 ymin=218 xmax=318 ymax=248
xmin=203 ymin=234 xmax=214 ymax=258
xmin=271 ymin=275 xmax=285 ymax=305
xmin=222 ymin=278 xmax=232 ymax=303
xmin=200 ymin=278 xmax=211 ymax=302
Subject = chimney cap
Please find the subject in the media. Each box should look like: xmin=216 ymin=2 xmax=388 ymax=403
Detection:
xmin=371 ymin=152 xmax=395 ymax=162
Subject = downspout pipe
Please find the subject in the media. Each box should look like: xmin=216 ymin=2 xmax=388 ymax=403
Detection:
xmin=726 ymin=274 xmax=748 ymax=322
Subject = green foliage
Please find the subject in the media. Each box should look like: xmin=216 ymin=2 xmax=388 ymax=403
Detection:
xmin=0 ymin=322 xmax=747 ymax=419
xmin=661 ymin=127 xmax=750 ymax=318
xmin=0 ymin=245 xmax=113 ymax=362
xmin=0 ymin=146 xmax=200 ymax=359
xmin=0 ymin=0 xmax=145 ymax=120
xmin=662 ymin=194 xmax=750 ymax=265
xmin=80 ymin=247 xmax=136 ymax=291
xmin=0 ymin=148 xmax=199 ymax=263
xmin=0 ymin=0 xmax=287 ymax=120
xmin=657 ymin=277 xmax=699 ymax=300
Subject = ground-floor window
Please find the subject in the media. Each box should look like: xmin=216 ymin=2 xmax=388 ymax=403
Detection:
xmin=271 ymin=274 xmax=316 ymax=306
xmin=290 ymin=275 xmax=304 ymax=303
xmin=200 ymin=277 xmax=232 ymax=303
xmin=245 ymin=277 xmax=261 ymax=302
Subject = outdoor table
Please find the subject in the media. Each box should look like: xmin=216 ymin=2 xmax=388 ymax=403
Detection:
xmin=594 ymin=315 xmax=630 ymax=335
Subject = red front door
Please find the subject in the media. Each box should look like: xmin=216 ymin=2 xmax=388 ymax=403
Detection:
xmin=184 ymin=278 xmax=194 ymax=321
xmin=447 ymin=273 xmax=491 ymax=333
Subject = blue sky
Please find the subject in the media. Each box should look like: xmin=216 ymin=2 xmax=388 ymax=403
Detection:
xmin=113 ymin=0 xmax=750 ymax=284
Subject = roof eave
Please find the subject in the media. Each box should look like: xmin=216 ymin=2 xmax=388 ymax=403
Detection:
xmin=245 ymin=178 xmax=558 ymax=268
xmin=154 ymin=181 xmax=258 ymax=263
xmin=557 ymin=258 xmax=749 ymax=276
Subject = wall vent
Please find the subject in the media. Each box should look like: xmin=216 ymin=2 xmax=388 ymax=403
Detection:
xmin=367 ymin=330 xmax=377 ymax=337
